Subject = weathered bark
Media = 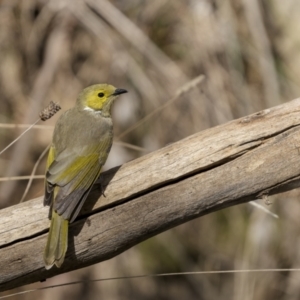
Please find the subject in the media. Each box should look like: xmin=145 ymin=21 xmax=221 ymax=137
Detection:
xmin=1 ymin=98 xmax=300 ymax=291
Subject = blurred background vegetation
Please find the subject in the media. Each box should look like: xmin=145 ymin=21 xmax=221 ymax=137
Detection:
xmin=1 ymin=0 xmax=300 ymax=299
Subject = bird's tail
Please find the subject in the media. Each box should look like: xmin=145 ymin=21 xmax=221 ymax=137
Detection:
xmin=44 ymin=210 xmax=69 ymax=269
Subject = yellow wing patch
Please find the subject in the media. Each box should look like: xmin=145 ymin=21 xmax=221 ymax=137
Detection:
xmin=46 ymin=138 xmax=111 ymax=194
xmin=46 ymin=146 xmax=56 ymax=169
xmin=56 ymin=153 xmax=100 ymax=190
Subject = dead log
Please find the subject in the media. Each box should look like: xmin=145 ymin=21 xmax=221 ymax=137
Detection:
xmin=1 ymin=98 xmax=300 ymax=291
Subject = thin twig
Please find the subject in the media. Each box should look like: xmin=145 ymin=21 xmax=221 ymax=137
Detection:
xmin=19 ymin=144 xmax=50 ymax=203
xmin=117 ymin=75 xmax=205 ymax=140
xmin=249 ymin=201 xmax=279 ymax=219
xmin=0 ymin=124 xmax=53 ymax=130
xmin=0 ymin=175 xmax=44 ymax=182
xmin=1 ymin=268 xmax=300 ymax=299
xmin=0 ymin=101 xmax=60 ymax=156
xmin=114 ymin=141 xmax=148 ymax=152
xmin=0 ymin=119 xmax=39 ymax=156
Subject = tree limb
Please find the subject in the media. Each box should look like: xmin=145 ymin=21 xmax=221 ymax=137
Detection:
xmin=1 ymin=98 xmax=300 ymax=291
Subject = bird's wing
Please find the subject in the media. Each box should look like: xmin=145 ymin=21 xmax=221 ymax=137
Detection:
xmin=44 ymin=146 xmax=57 ymax=206
xmin=45 ymin=136 xmax=112 ymax=222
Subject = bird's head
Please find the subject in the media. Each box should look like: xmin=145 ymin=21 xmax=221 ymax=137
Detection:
xmin=77 ymin=84 xmax=127 ymax=116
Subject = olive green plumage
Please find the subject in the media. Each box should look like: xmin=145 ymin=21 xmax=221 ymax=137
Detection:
xmin=43 ymin=84 xmax=127 ymax=269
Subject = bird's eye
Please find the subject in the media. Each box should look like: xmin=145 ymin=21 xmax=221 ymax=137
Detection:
xmin=98 ymin=92 xmax=105 ymax=98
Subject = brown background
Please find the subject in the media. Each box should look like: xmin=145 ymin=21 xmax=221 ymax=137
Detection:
xmin=1 ymin=0 xmax=300 ymax=299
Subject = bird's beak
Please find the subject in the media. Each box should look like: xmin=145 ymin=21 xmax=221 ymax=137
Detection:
xmin=112 ymin=88 xmax=128 ymax=96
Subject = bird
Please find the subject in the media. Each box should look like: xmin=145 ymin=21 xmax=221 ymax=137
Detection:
xmin=43 ymin=83 xmax=127 ymax=269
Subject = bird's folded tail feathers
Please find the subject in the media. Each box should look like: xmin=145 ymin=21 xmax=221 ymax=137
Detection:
xmin=44 ymin=210 xmax=68 ymax=270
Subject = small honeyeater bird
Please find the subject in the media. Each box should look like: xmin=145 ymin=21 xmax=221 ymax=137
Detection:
xmin=43 ymin=83 xmax=127 ymax=269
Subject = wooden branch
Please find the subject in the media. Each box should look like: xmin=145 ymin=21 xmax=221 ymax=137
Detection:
xmin=2 ymin=99 xmax=300 ymax=291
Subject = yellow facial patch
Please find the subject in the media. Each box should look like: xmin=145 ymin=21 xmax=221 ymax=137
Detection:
xmin=82 ymin=84 xmax=117 ymax=111
xmin=85 ymin=89 xmax=108 ymax=110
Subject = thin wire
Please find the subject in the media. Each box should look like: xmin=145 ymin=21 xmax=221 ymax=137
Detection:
xmin=1 ymin=268 xmax=300 ymax=299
